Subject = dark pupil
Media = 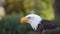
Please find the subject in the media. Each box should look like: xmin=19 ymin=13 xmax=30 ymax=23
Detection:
xmin=28 ymin=17 xmax=30 ymax=19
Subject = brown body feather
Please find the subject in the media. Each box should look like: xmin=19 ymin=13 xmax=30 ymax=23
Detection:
xmin=36 ymin=20 xmax=60 ymax=34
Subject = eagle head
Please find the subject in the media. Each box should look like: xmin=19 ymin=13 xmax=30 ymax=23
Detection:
xmin=20 ymin=14 xmax=42 ymax=30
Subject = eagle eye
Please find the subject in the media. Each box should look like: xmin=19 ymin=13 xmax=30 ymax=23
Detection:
xmin=27 ymin=17 xmax=31 ymax=19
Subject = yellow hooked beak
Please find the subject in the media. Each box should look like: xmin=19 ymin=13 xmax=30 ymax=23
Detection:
xmin=20 ymin=17 xmax=28 ymax=23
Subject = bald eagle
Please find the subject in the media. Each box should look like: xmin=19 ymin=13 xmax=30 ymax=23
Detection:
xmin=20 ymin=14 xmax=60 ymax=34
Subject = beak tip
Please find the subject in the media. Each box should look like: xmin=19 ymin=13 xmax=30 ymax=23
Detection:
xmin=20 ymin=17 xmax=27 ymax=24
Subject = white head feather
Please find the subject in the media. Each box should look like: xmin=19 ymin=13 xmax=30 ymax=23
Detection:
xmin=24 ymin=14 xmax=42 ymax=30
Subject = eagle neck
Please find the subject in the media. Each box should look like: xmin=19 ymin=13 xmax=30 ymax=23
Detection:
xmin=29 ymin=21 xmax=41 ymax=30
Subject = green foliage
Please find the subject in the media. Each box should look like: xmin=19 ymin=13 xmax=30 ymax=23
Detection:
xmin=23 ymin=0 xmax=35 ymax=14
xmin=0 ymin=15 xmax=36 ymax=34
xmin=5 ymin=0 xmax=55 ymax=20
xmin=6 ymin=0 xmax=24 ymax=14
xmin=22 ymin=0 xmax=55 ymax=20
xmin=35 ymin=0 xmax=55 ymax=20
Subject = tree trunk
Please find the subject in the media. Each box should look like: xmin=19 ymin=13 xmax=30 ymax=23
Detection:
xmin=55 ymin=0 xmax=60 ymax=23
xmin=55 ymin=0 xmax=60 ymax=17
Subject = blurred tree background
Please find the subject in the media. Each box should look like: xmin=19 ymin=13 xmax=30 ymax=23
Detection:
xmin=0 ymin=0 xmax=60 ymax=34
xmin=5 ymin=0 xmax=55 ymax=20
